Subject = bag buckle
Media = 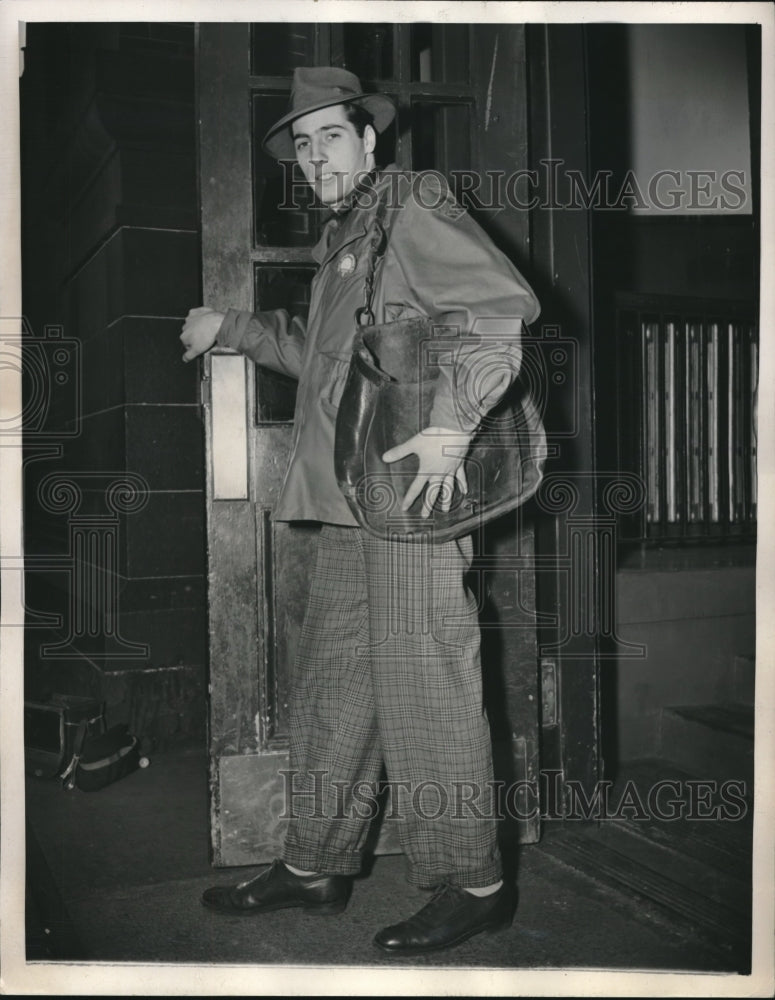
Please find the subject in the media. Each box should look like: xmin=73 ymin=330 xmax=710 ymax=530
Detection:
xmin=355 ymin=306 xmax=375 ymax=327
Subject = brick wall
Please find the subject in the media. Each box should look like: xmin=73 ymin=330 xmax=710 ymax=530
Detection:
xmin=21 ymin=24 xmax=207 ymax=750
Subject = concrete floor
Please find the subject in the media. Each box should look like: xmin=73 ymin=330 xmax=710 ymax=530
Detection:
xmin=18 ymin=746 xmax=757 ymax=995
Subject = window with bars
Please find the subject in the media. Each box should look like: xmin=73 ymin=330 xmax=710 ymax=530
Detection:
xmin=614 ymin=293 xmax=758 ymax=543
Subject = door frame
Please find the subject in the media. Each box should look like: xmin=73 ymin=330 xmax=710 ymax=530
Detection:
xmin=526 ymin=24 xmax=603 ymax=804
xmin=196 ymin=20 xmax=598 ymax=866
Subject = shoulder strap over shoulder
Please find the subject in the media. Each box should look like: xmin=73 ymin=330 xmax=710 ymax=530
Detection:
xmin=356 ymin=178 xmax=402 ymax=328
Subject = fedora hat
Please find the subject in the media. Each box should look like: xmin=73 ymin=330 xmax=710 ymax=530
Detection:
xmin=262 ymin=66 xmax=396 ymax=160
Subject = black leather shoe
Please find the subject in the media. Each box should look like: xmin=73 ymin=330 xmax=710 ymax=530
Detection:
xmin=374 ymin=882 xmax=515 ymax=954
xmin=201 ymin=859 xmax=350 ymax=916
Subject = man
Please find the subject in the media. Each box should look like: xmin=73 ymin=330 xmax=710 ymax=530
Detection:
xmin=181 ymin=67 xmax=542 ymax=956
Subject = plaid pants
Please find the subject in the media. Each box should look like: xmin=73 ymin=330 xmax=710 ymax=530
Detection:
xmin=282 ymin=524 xmax=502 ymax=888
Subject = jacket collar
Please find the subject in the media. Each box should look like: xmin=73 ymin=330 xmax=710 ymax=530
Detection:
xmin=311 ymin=165 xmax=401 ymax=266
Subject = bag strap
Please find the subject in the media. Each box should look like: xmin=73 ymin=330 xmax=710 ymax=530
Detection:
xmin=355 ymin=179 xmax=401 ymax=328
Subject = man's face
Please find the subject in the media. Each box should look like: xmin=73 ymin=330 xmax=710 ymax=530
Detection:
xmin=292 ymin=104 xmax=375 ymax=207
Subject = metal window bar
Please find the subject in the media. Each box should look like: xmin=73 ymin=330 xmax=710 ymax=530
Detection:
xmin=615 ymin=294 xmax=757 ymax=544
xmin=662 ymin=320 xmax=675 ymax=524
xmin=686 ymin=319 xmax=705 ymax=531
xmin=750 ymin=329 xmax=759 ymax=521
xmin=707 ymin=322 xmax=720 ymax=523
xmin=644 ymin=320 xmax=662 ymax=525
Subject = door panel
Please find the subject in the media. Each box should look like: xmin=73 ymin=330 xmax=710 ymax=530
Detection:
xmin=527 ymin=25 xmax=602 ymax=794
xmin=200 ymin=21 xmax=543 ymax=867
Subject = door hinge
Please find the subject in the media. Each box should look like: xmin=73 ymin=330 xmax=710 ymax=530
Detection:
xmin=541 ymin=658 xmax=558 ymax=728
xmin=200 ymin=375 xmax=211 ymax=408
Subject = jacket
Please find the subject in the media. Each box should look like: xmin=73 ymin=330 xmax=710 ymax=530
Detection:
xmin=215 ymin=167 xmax=541 ymax=525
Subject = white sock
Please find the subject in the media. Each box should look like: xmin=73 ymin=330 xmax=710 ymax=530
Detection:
xmin=464 ymin=880 xmax=503 ymax=897
xmin=284 ymin=862 xmax=318 ymax=877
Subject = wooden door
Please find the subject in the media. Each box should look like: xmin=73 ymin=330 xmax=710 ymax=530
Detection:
xmin=198 ymin=21 xmax=544 ymax=867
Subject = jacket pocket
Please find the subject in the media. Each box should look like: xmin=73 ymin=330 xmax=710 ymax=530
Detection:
xmin=383 ymin=302 xmax=427 ymax=323
xmin=318 ymin=351 xmax=353 ymax=417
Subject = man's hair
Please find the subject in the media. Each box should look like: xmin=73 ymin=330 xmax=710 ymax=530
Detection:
xmin=288 ymin=103 xmax=376 ymax=147
xmin=344 ymin=103 xmax=376 ymax=137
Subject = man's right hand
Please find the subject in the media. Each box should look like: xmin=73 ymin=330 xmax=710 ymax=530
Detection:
xmin=180 ymin=307 xmax=226 ymax=362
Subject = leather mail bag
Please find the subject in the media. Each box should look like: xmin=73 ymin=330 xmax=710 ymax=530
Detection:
xmin=334 ymin=182 xmax=546 ymax=543
xmin=334 ymin=317 xmax=547 ymax=543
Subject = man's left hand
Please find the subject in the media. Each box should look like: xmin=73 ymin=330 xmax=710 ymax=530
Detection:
xmin=382 ymin=427 xmax=473 ymax=517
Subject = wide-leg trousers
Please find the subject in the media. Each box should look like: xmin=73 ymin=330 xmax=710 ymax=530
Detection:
xmin=281 ymin=524 xmax=501 ymax=889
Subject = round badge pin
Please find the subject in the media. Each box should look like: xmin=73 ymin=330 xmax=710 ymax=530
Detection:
xmin=337 ymin=253 xmax=357 ymax=278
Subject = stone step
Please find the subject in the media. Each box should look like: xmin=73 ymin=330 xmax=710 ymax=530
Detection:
xmin=659 ymin=703 xmax=754 ymax=787
xmin=606 ymin=756 xmax=753 ymax=868
xmin=537 ymin=754 xmax=753 ymax=973
xmin=538 ymin=819 xmax=751 ymax=973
